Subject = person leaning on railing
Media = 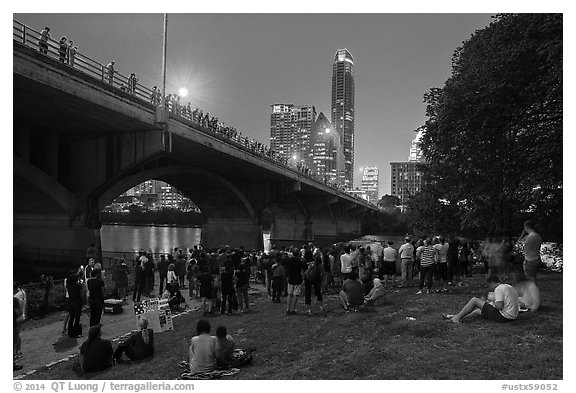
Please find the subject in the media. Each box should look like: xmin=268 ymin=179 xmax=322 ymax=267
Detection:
xmin=38 ymin=26 xmax=50 ymax=54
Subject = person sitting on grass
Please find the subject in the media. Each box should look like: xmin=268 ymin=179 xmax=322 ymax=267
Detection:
xmin=445 ymin=274 xmax=519 ymax=323
xmin=79 ymin=324 xmax=113 ymax=372
xmin=163 ymin=280 xmax=189 ymax=311
xmin=189 ymin=319 xmax=216 ymax=374
xmin=339 ymin=271 xmax=364 ymax=312
xmin=214 ymin=325 xmax=254 ymax=369
xmin=215 ymin=325 xmax=236 ymax=368
xmin=364 ymin=278 xmax=386 ymax=305
xmin=113 ymin=316 xmax=154 ymax=363
xmin=513 ymin=270 xmax=541 ymax=311
xmin=361 ymin=269 xmax=374 ymax=295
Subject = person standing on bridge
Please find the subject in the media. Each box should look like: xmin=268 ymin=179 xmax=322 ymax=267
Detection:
xmin=128 ymin=73 xmax=138 ymax=95
xmin=58 ymin=36 xmax=68 ymax=63
xmin=106 ymin=61 xmax=115 ymax=85
xmin=67 ymin=41 xmax=77 ymax=67
xmin=150 ymin=86 xmax=158 ymax=104
xmin=38 ymin=26 xmax=50 ymax=55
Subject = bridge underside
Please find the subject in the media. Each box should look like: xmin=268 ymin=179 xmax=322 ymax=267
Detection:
xmin=13 ymin=42 xmax=374 ymax=264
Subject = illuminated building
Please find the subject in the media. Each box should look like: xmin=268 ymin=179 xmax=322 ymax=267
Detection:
xmin=331 ymin=48 xmax=355 ymax=189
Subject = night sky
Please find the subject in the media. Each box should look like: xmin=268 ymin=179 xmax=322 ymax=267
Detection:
xmin=13 ymin=12 xmax=496 ymax=196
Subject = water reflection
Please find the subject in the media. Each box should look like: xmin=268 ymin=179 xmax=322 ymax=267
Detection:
xmin=101 ymin=224 xmax=201 ymax=254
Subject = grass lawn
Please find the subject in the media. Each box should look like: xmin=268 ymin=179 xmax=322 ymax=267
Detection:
xmin=26 ymin=272 xmax=563 ymax=380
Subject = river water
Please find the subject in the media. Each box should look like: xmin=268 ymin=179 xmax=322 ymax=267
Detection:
xmin=100 ymin=224 xmax=202 ymax=254
xmin=100 ymin=224 xmax=405 ymax=254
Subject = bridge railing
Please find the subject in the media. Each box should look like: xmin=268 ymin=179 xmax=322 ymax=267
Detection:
xmin=13 ymin=20 xmax=154 ymax=105
xmin=13 ymin=20 xmax=375 ymax=208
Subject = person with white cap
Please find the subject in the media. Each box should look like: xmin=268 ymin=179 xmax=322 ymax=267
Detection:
xmin=364 ymin=278 xmax=386 ymax=305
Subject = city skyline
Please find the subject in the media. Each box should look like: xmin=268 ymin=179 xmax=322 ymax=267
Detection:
xmin=13 ymin=13 xmax=495 ymax=197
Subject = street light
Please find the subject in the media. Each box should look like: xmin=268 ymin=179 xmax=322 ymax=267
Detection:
xmin=178 ymin=87 xmax=189 ymax=98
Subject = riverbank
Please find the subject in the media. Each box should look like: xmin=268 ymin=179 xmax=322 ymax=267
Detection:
xmin=20 ymin=272 xmax=563 ymax=380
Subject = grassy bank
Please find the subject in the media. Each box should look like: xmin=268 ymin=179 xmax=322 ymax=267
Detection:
xmin=26 ymin=272 xmax=562 ymax=380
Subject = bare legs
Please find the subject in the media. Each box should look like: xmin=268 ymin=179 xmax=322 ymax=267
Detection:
xmin=451 ymin=297 xmax=485 ymax=322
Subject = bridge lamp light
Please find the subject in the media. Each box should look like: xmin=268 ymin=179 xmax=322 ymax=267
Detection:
xmin=178 ymin=87 xmax=189 ymax=98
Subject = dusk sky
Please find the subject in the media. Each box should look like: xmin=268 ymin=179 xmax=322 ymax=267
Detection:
xmin=13 ymin=13 xmax=495 ymax=197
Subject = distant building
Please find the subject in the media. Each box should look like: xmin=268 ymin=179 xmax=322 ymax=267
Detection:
xmin=309 ymin=112 xmax=344 ymax=185
xmin=361 ymin=166 xmax=379 ymax=202
xmin=270 ymin=103 xmax=294 ymax=157
xmin=293 ymin=104 xmax=316 ymax=165
xmin=114 ymin=180 xmax=196 ymax=212
xmin=331 ymin=48 xmax=355 ymax=189
xmin=409 ymin=128 xmax=425 ymax=162
xmin=390 ymin=162 xmax=423 ymax=206
xmin=270 ymin=103 xmax=316 ymax=165
xmin=158 ymin=184 xmax=185 ymax=209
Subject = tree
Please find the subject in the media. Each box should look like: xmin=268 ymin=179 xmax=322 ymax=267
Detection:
xmin=377 ymin=194 xmax=401 ymax=209
xmin=417 ymin=14 xmax=562 ymax=240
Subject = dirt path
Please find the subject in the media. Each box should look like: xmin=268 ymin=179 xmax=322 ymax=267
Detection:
xmin=14 ymin=284 xmax=267 ymax=379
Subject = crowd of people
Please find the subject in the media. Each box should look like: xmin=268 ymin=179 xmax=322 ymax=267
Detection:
xmin=12 ymin=220 xmax=544 ymax=373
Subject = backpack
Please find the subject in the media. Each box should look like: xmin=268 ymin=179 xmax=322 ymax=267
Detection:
xmin=304 ymin=262 xmax=318 ymax=282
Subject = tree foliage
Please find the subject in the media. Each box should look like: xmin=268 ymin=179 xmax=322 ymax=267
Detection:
xmin=413 ymin=14 xmax=562 ymax=240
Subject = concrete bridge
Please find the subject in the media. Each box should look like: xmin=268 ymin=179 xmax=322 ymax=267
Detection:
xmin=13 ymin=33 xmax=377 ymax=257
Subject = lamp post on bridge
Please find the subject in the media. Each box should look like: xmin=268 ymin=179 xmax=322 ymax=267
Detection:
xmin=155 ymin=13 xmax=169 ymax=129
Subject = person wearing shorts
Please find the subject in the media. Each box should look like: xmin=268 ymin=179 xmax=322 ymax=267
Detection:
xmin=285 ymin=247 xmax=306 ymax=315
xmin=287 ymin=283 xmax=301 ymax=296
xmin=446 ymin=275 xmax=519 ymax=323
xmin=517 ymin=220 xmax=543 ymax=282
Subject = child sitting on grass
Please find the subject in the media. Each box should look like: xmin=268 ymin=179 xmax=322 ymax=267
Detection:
xmin=214 ymin=325 xmax=254 ymax=369
xmin=215 ymin=326 xmax=235 ymax=368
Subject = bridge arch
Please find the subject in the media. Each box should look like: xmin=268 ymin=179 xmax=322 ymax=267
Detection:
xmin=97 ymin=165 xmax=256 ymax=221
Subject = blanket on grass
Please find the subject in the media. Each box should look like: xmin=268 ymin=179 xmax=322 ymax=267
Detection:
xmin=177 ymin=348 xmax=253 ymax=380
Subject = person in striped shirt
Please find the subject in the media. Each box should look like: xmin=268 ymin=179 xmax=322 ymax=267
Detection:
xmin=417 ymin=238 xmax=436 ymax=294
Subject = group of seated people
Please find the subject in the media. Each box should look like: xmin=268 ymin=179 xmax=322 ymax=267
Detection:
xmin=79 ymin=316 xmax=154 ymax=372
xmin=444 ymin=270 xmax=540 ymax=323
xmin=78 ymin=315 xmax=251 ymax=376
xmin=338 ymin=265 xmax=540 ymax=322
xmin=339 ymin=272 xmax=387 ymax=312
xmin=188 ymin=319 xmax=253 ymax=374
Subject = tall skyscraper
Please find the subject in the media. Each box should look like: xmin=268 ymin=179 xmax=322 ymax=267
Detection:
xmin=270 ymin=103 xmax=316 ymax=165
xmin=310 ymin=112 xmax=344 ymax=185
xmin=409 ymin=128 xmax=425 ymax=162
xmin=270 ymin=103 xmax=294 ymax=157
xmin=361 ymin=166 xmax=379 ymax=202
xmin=331 ymin=48 xmax=355 ymax=189
xmin=293 ymin=104 xmax=316 ymax=164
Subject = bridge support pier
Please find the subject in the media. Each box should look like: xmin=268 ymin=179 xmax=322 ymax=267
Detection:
xmin=13 ymin=215 xmax=101 ymax=279
xmin=269 ymin=218 xmax=313 ymax=249
xmin=200 ymin=219 xmax=263 ymax=250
